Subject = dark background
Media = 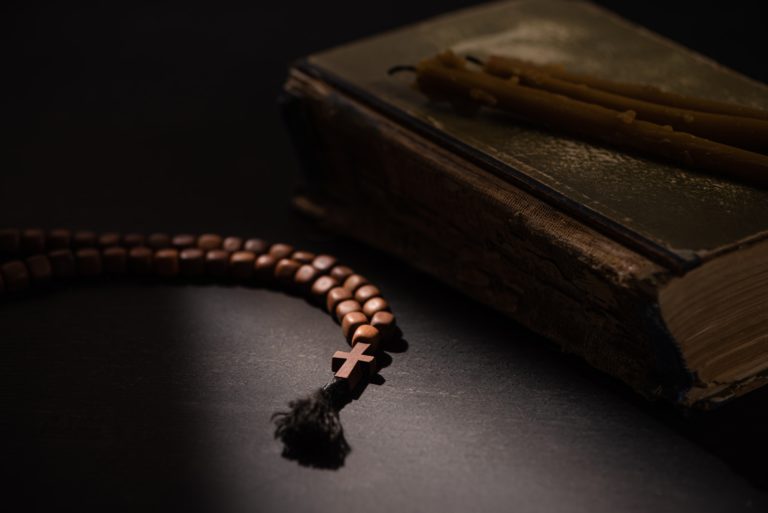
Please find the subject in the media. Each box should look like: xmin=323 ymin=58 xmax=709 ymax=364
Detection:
xmin=2 ymin=1 xmax=767 ymax=512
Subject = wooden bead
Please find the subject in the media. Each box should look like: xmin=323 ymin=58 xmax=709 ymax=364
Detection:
xmin=98 ymin=232 xmax=121 ymax=247
xmin=269 ymin=243 xmax=293 ymax=260
xmin=21 ymin=228 xmax=46 ymax=254
xmin=172 ymin=234 xmax=196 ymax=249
xmin=294 ymin=264 xmax=319 ymax=288
xmin=179 ymin=248 xmax=205 ymax=276
xmin=48 ymin=249 xmax=75 ymax=278
xmin=335 ymin=299 xmax=362 ymax=323
xmin=310 ymin=275 xmax=338 ymax=299
xmin=343 ymin=274 xmax=369 ymax=293
xmin=371 ymin=311 xmax=397 ymax=339
xmin=354 ymin=284 xmax=381 ymax=303
xmin=312 ymin=254 xmax=337 ymax=273
xmin=230 ymin=251 xmax=255 ymax=280
xmin=154 ymin=248 xmax=179 ymax=277
xmin=47 ymin=229 xmax=72 ymax=250
xmin=274 ymin=258 xmax=301 ymax=282
xmin=342 ymin=311 xmax=368 ymax=342
xmin=292 ymin=250 xmax=315 ymax=264
xmin=147 ymin=233 xmax=171 ymax=249
xmin=25 ymin=255 xmax=52 ymax=284
xmin=222 ymin=236 xmax=243 ymax=252
xmin=332 ymin=343 xmax=376 ymax=391
xmin=254 ymin=254 xmax=277 ymax=281
xmin=244 ymin=238 xmax=268 ymax=254
xmin=363 ymin=297 xmax=390 ymax=317
xmin=326 ymin=286 xmax=353 ymax=313
xmin=128 ymin=247 xmax=153 ymax=275
xmin=1 ymin=261 xmax=29 ymax=291
xmin=205 ymin=249 xmax=230 ymax=277
xmin=73 ymin=230 xmax=97 ymax=248
xmin=352 ymin=325 xmax=381 ymax=352
xmin=330 ymin=265 xmax=353 ymax=282
xmin=75 ymin=248 xmax=102 ymax=276
xmin=197 ymin=234 xmax=223 ymax=251
xmin=123 ymin=233 xmax=145 ymax=247
xmin=102 ymin=246 xmax=127 ymax=274
xmin=0 ymin=228 xmax=20 ymax=253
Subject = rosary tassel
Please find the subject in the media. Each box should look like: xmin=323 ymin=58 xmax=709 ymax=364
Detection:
xmin=272 ymin=377 xmax=352 ymax=469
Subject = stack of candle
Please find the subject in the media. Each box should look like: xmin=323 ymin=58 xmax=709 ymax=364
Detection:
xmin=410 ymin=51 xmax=768 ymax=188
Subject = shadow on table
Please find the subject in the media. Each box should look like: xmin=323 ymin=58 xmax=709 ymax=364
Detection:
xmin=655 ymin=386 xmax=768 ymax=491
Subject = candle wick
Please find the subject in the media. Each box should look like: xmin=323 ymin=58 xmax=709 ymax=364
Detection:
xmin=464 ymin=55 xmax=485 ymax=66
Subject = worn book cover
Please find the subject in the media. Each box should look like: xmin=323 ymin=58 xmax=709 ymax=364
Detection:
xmin=282 ymin=0 xmax=768 ymax=407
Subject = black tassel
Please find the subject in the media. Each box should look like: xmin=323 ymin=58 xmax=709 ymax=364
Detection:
xmin=272 ymin=378 xmax=352 ymax=469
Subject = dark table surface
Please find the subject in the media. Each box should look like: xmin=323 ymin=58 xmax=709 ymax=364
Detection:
xmin=3 ymin=2 xmax=768 ymax=512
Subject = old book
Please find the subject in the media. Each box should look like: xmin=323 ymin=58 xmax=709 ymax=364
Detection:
xmin=281 ymin=0 xmax=768 ymax=408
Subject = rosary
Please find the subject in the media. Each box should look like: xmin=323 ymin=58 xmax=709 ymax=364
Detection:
xmin=0 ymin=228 xmax=399 ymax=468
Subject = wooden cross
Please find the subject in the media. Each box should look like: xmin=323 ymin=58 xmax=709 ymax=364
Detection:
xmin=332 ymin=342 xmax=376 ymax=390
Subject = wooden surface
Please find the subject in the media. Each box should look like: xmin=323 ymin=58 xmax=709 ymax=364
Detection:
xmin=2 ymin=2 xmax=768 ymax=512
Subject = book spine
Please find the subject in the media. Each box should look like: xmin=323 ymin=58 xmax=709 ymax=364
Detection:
xmin=282 ymin=69 xmax=692 ymax=404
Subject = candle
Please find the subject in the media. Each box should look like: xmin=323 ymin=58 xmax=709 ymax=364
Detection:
xmin=412 ymin=51 xmax=768 ymax=188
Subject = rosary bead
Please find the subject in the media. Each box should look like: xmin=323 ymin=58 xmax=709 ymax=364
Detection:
xmin=274 ymin=258 xmax=301 ymax=282
xmin=310 ymin=275 xmax=338 ymax=299
xmin=25 ymin=254 xmax=52 ymax=284
xmin=73 ymin=230 xmax=97 ymax=248
xmin=354 ymin=284 xmax=381 ymax=304
xmin=254 ymin=254 xmax=277 ymax=281
xmin=47 ymin=229 xmax=72 ymax=250
xmin=128 ymin=247 xmax=153 ymax=275
xmin=1 ymin=261 xmax=30 ymax=291
xmin=48 ymin=249 xmax=76 ymax=278
xmin=363 ymin=297 xmax=390 ymax=317
xmin=294 ymin=264 xmax=319 ymax=288
xmin=222 ymin=237 xmax=243 ymax=252
xmin=342 ymin=311 xmax=368 ymax=342
xmin=102 ymin=247 xmax=128 ymax=274
xmin=172 ymin=234 xmax=196 ymax=249
xmin=230 ymin=251 xmax=255 ymax=280
xmin=343 ymin=274 xmax=369 ymax=294
xmin=335 ymin=299 xmax=363 ymax=323
xmin=269 ymin=243 xmax=293 ymax=260
xmin=351 ymin=325 xmax=381 ymax=352
xmin=123 ymin=233 xmax=145 ymax=247
xmin=292 ymin=250 xmax=315 ymax=264
xmin=154 ymin=249 xmax=179 ymax=277
xmin=98 ymin=232 xmax=121 ymax=248
xmin=147 ymin=233 xmax=171 ymax=249
xmin=21 ymin=228 xmax=46 ymax=254
xmin=0 ymin=228 xmax=20 ymax=253
xmin=370 ymin=311 xmax=397 ymax=339
xmin=326 ymin=286 xmax=353 ymax=314
xmin=197 ymin=234 xmax=223 ymax=251
xmin=244 ymin=238 xmax=268 ymax=254
xmin=205 ymin=249 xmax=230 ymax=277
xmin=75 ymin=248 xmax=103 ymax=276
xmin=179 ymin=248 xmax=205 ymax=276
xmin=329 ymin=265 xmax=353 ymax=282
xmin=311 ymin=254 xmax=337 ymax=273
